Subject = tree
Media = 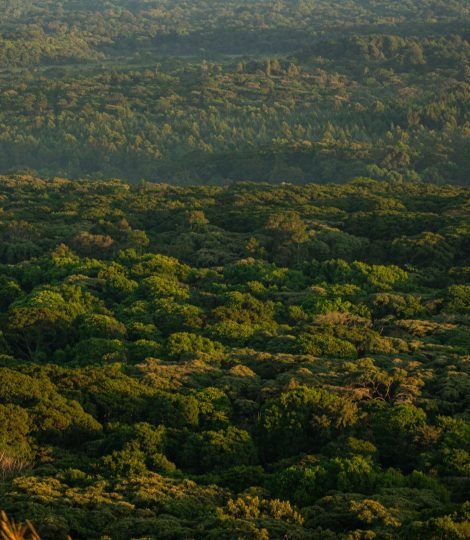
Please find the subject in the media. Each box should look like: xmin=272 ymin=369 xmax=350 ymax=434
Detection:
xmin=186 ymin=210 xmax=209 ymax=232
xmin=0 ymin=404 xmax=32 ymax=460
xmin=179 ymin=426 xmax=257 ymax=473
xmin=265 ymin=211 xmax=308 ymax=265
xmin=166 ymin=332 xmax=224 ymax=359
xmin=260 ymin=386 xmax=359 ymax=460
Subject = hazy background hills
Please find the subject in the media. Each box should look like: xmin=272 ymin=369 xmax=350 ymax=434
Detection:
xmin=0 ymin=0 xmax=468 ymax=184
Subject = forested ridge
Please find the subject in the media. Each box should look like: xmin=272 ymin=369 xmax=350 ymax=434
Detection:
xmin=0 ymin=176 xmax=469 ymax=538
xmin=0 ymin=0 xmax=468 ymax=184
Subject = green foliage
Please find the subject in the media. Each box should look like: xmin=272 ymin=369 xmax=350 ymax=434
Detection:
xmin=298 ymin=331 xmax=358 ymax=358
xmin=78 ymin=314 xmax=127 ymax=340
xmin=445 ymin=285 xmax=470 ymax=313
xmin=260 ymin=386 xmax=360 ymax=460
xmin=0 ymin=404 xmax=32 ymax=459
xmin=179 ymin=426 xmax=257 ymax=473
xmin=0 ymin=169 xmax=468 ymax=536
xmin=166 ymin=332 xmax=224 ymax=359
xmin=0 ymin=1 xmax=467 ymax=185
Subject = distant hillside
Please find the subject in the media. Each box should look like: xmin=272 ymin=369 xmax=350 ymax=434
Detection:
xmin=0 ymin=0 xmax=468 ymax=185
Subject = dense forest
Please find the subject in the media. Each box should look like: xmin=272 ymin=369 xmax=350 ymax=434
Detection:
xmin=0 ymin=1 xmax=469 ymax=539
xmin=0 ymin=176 xmax=469 ymax=538
xmin=0 ymin=0 xmax=468 ymax=184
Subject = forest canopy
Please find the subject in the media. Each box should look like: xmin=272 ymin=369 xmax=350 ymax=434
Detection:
xmin=0 ymin=176 xmax=468 ymax=538
xmin=0 ymin=1 xmax=469 ymax=538
xmin=0 ymin=0 xmax=468 ymax=184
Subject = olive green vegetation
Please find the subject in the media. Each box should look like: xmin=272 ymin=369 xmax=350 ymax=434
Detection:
xmin=0 ymin=0 xmax=469 ymax=184
xmin=0 ymin=176 xmax=469 ymax=539
xmin=1 ymin=1 xmax=469 ymax=538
